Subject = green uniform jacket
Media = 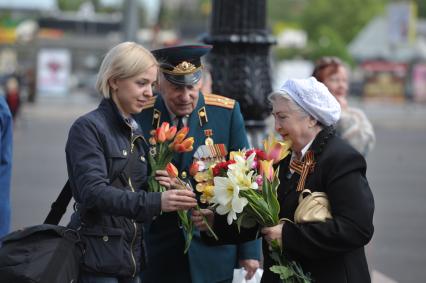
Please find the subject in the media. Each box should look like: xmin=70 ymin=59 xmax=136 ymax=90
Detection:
xmin=134 ymin=92 xmax=261 ymax=283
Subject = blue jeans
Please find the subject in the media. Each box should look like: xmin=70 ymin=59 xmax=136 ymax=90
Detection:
xmin=79 ymin=274 xmax=141 ymax=283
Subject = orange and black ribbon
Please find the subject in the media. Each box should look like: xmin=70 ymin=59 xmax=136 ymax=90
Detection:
xmin=289 ymin=150 xmax=316 ymax=192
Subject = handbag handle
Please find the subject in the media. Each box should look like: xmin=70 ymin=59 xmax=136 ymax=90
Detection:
xmin=298 ymin=189 xmax=312 ymax=203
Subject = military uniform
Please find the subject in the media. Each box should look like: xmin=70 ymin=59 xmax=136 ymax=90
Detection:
xmin=135 ymin=92 xmax=261 ymax=283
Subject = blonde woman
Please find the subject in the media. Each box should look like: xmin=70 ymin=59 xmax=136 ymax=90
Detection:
xmin=66 ymin=42 xmax=197 ymax=283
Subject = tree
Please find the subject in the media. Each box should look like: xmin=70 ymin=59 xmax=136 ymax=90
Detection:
xmin=301 ymin=0 xmax=387 ymax=45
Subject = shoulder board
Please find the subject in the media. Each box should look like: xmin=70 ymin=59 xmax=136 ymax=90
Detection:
xmin=142 ymin=96 xmax=156 ymax=111
xmin=204 ymin=93 xmax=235 ymax=109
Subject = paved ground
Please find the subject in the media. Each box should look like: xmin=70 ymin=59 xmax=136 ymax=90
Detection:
xmin=9 ymin=93 xmax=426 ymax=283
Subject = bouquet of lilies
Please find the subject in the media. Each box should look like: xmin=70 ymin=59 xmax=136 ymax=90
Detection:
xmin=192 ymin=135 xmax=312 ymax=282
xmin=165 ymin=162 xmax=218 ymax=253
xmin=147 ymin=122 xmax=194 ymax=192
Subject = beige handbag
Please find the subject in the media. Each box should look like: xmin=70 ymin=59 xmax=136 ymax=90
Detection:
xmin=294 ymin=189 xmax=332 ymax=223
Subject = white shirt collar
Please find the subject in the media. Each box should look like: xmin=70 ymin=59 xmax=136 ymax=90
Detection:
xmin=291 ymin=138 xmax=315 ymax=161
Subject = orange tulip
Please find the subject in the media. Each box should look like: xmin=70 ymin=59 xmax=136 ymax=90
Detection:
xmin=166 ymin=162 xmax=178 ymax=178
xmin=155 ymin=126 xmax=166 ymax=143
xmin=189 ymin=162 xmax=199 ymax=177
xmin=175 ymin=127 xmax=189 ymax=140
xmin=174 ymin=137 xmax=194 ymax=152
xmin=166 ymin=126 xmax=177 ymax=141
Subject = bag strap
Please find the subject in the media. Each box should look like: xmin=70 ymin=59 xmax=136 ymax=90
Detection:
xmin=44 ymin=139 xmax=144 ymax=226
xmin=44 ymin=180 xmax=71 ymax=225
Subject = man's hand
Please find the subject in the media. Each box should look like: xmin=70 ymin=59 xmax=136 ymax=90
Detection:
xmin=161 ymin=189 xmax=197 ymax=212
xmin=155 ymin=169 xmax=173 ymax=189
xmin=191 ymin=208 xmax=214 ymax=231
xmin=239 ymin=259 xmax=260 ymax=280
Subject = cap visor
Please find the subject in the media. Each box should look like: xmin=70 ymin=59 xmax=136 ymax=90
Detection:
xmin=163 ymin=69 xmax=202 ymax=86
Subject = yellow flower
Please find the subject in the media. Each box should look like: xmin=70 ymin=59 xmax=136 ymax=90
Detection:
xmin=196 ymin=182 xmax=215 ymax=203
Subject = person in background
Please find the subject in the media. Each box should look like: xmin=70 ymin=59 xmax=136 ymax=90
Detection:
xmin=193 ymin=77 xmax=375 ymax=283
xmin=135 ymin=44 xmax=261 ymax=283
xmin=66 ymin=42 xmax=197 ymax=283
xmin=313 ymin=56 xmax=375 ymax=156
xmin=0 ymin=94 xmax=13 ymax=238
xmin=4 ymin=76 xmax=21 ymax=120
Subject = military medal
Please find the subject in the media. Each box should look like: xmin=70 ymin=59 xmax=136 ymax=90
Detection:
xmin=204 ymin=129 xmax=214 ymax=145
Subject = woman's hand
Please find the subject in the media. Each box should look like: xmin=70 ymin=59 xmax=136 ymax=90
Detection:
xmin=161 ymin=189 xmax=197 ymax=212
xmin=239 ymin=259 xmax=260 ymax=280
xmin=154 ymin=169 xmax=173 ymax=189
xmin=191 ymin=209 xmax=214 ymax=231
xmin=261 ymin=223 xmax=284 ymax=247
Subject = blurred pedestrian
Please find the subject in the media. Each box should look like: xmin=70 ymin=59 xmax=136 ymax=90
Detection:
xmin=0 ymin=94 xmax=13 ymax=238
xmin=135 ymin=44 xmax=261 ymax=283
xmin=4 ymin=76 xmax=21 ymax=120
xmin=66 ymin=42 xmax=197 ymax=283
xmin=313 ymin=56 xmax=375 ymax=156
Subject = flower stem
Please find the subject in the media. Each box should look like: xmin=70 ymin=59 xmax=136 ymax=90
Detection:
xmin=176 ymin=177 xmax=218 ymax=240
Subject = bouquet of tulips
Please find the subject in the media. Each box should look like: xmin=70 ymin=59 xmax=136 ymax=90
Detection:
xmin=192 ymin=135 xmax=312 ymax=282
xmin=147 ymin=122 xmax=194 ymax=192
xmin=165 ymin=162 xmax=218 ymax=253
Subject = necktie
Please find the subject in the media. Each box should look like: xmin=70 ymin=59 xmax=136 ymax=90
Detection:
xmin=176 ymin=116 xmax=184 ymax=131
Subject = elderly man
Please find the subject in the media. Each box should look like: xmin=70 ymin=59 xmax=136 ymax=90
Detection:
xmin=135 ymin=44 xmax=261 ymax=283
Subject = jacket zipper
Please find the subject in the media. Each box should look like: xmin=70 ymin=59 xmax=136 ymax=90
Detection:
xmin=128 ymin=132 xmax=138 ymax=277
xmin=128 ymin=177 xmax=138 ymax=277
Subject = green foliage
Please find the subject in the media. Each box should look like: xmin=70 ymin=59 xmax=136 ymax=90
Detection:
xmin=268 ymin=0 xmax=388 ymax=61
xmin=307 ymin=26 xmax=354 ymax=65
xmin=301 ymin=0 xmax=387 ymax=44
xmin=57 ymin=0 xmax=86 ymax=11
xmin=267 ymin=0 xmax=308 ymax=26
xmin=270 ymin=265 xmax=295 ymax=280
xmin=414 ymin=0 xmax=426 ymax=19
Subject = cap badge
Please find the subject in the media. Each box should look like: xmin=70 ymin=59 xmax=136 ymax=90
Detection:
xmin=173 ymin=61 xmax=197 ymax=74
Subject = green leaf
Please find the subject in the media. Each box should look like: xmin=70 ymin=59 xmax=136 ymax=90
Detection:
xmin=270 ymin=265 xmax=295 ymax=280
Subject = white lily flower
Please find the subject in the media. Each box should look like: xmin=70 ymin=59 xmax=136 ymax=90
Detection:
xmin=228 ymin=152 xmax=256 ymax=173
xmin=228 ymin=169 xmax=258 ymax=191
xmin=212 ymin=176 xmax=248 ymax=225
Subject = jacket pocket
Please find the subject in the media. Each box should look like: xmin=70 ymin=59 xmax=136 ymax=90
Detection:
xmin=80 ymin=226 xmax=126 ymax=275
xmin=105 ymin=148 xmax=129 ymax=182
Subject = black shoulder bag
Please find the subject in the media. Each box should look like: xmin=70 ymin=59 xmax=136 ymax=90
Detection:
xmin=0 ymin=181 xmax=83 ymax=283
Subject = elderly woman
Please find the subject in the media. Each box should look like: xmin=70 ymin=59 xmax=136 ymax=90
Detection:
xmin=313 ymin=56 xmax=375 ymax=156
xmin=193 ymin=77 xmax=375 ymax=283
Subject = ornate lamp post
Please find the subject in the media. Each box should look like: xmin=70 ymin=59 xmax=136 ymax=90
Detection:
xmin=203 ymin=0 xmax=276 ymax=146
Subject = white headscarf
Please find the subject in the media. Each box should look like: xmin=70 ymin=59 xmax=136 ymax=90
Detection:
xmin=279 ymin=77 xmax=341 ymax=126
